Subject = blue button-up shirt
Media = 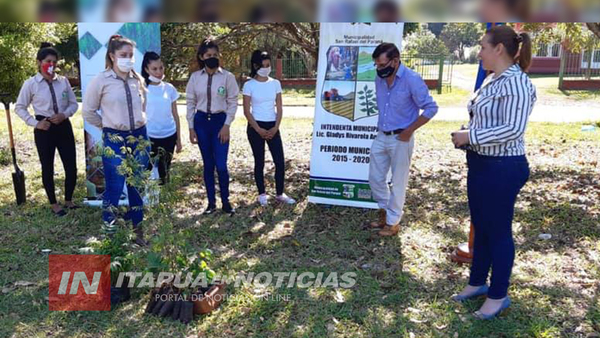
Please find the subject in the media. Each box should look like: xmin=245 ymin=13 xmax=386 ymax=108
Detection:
xmin=375 ymin=64 xmax=438 ymax=132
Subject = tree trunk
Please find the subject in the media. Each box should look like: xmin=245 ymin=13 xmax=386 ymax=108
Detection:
xmin=586 ymin=23 xmax=600 ymax=40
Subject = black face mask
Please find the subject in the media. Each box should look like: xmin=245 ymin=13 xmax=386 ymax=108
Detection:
xmin=204 ymin=57 xmax=219 ymax=69
xmin=377 ymin=60 xmax=396 ymax=78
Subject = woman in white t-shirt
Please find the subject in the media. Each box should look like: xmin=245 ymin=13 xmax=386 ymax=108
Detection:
xmin=141 ymin=52 xmax=182 ymax=185
xmin=243 ymin=50 xmax=295 ymax=206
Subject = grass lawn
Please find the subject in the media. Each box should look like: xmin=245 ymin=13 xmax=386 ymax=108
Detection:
xmin=176 ymin=88 xmax=317 ymax=107
xmin=431 ymin=87 xmax=472 ymax=107
xmin=1 ymin=112 xmax=600 ymax=337
xmin=280 ymin=88 xmax=317 ymax=106
xmin=530 ymin=74 xmax=600 ymax=105
xmin=282 ymin=87 xmax=472 ymax=108
xmin=275 ymin=87 xmax=470 ymax=108
xmin=452 ymin=64 xmax=480 ymax=80
xmin=453 ymin=63 xmax=600 ymax=107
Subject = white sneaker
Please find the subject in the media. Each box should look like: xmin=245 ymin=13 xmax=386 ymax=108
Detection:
xmin=276 ymin=194 xmax=296 ymax=205
xmin=258 ymin=194 xmax=269 ymax=206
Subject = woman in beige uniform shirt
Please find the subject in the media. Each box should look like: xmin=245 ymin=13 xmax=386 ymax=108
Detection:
xmin=82 ymin=35 xmax=149 ymax=244
xmin=186 ymin=38 xmax=239 ymax=215
xmin=15 ymin=43 xmax=79 ymax=216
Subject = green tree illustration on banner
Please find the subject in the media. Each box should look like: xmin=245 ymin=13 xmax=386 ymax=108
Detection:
xmin=358 ymin=85 xmax=378 ymax=116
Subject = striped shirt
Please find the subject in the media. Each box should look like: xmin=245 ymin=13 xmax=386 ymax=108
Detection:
xmin=467 ymin=64 xmax=536 ymax=157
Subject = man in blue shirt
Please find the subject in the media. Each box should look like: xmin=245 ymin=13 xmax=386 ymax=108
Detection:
xmin=368 ymin=43 xmax=438 ymax=236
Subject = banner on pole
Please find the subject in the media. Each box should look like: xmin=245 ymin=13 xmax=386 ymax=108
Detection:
xmin=308 ymin=23 xmax=404 ymax=208
xmin=77 ymin=23 xmax=161 ymax=203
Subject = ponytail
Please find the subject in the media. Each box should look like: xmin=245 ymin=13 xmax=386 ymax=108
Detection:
xmin=516 ymin=32 xmax=532 ymax=72
xmin=486 ymin=25 xmax=532 ymax=72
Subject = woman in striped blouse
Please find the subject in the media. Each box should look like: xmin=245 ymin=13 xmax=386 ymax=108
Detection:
xmin=450 ymin=25 xmax=536 ymax=320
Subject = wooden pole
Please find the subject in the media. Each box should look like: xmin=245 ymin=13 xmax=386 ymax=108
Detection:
xmin=450 ymin=222 xmax=474 ymax=264
xmin=437 ymin=56 xmax=444 ymax=94
xmin=558 ymin=45 xmax=566 ymax=90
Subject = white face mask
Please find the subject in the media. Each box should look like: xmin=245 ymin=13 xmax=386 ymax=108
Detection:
xmin=149 ymin=74 xmax=164 ymax=83
xmin=257 ymin=67 xmax=271 ymax=78
xmin=116 ymin=57 xmax=135 ymax=73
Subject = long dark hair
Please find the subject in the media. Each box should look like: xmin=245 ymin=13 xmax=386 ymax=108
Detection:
xmin=486 ymin=25 xmax=532 ymax=72
xmin=105 ymin=34 xmax=145 ymax=88
xmin=249 ymin=50 xmax=271 ymax=78
xmin=196 ymin=38 xmax=219 ymax=69
xmin=141 ymin=51 xmax=161 ymax=86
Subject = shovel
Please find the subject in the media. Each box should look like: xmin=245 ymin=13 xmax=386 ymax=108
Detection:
xmin=1 ymin=95 xmax=26 ymax=205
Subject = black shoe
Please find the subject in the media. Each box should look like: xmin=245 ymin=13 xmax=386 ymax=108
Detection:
xmin=203 ymin=205 xmax=217 ymax=215
xmin=134 ymin=226 xmax=148 ymax=246
xmin=135 ymin=236 xmax=149 ymax=247
xmin=222 ymin=203 xmax=235 ymax=215
xmin=64 ymin=204 xmax=80 ymax=210
xmin=52 ymin=209 xmax=67 ymax=217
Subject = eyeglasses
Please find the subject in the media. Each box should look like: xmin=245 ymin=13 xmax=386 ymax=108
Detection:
xmin=374 ymin=59 xmax=395 ymax=70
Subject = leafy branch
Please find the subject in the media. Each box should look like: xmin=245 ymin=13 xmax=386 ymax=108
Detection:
xmin=358 ymin=85 xmax=378 ymax=116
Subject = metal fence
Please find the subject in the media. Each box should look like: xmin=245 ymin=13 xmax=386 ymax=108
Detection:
xmin=280 ymin=53 xmax=454 ymax=93
xmin=560 ymin=49 xmax=600 ymax=80
xmin=401 ymin=54 xmax=454 ymax=93
xmin=281 ymin=58 xmax=314 ymax=78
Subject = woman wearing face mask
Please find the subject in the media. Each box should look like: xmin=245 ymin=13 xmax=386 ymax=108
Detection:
xmin=450 ymin=25 xmax=536 ymax=320
xmin=242 ymin=50 xmax=295 ymax=206
xmin=141 ymin=51 xmax=182 ymax=186
xmin=186 ymin=38 xmax=239 ymax=215
xmin=82 ymin=35 xmax=149 ymax=245
xmin=15 ymin=42 xmax=79 ymax=216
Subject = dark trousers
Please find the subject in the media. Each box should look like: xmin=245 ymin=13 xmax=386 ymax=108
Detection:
xmin=102 ymin=126 xmax=149 ymax=226
xmin=467 ymin=151 xmax=529 ymax=299
xmin=149 ymin=133 xmax=177 ymax=185
xmin=246 ymin=121 xmax=285 ymax=195
xmin=34 ymin=116 xmax=77 ymax=205
xmin=193 ymin=111 xmax=229 ymax=207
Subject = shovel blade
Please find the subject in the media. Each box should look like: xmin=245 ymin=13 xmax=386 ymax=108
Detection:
xmin=12 ymin=169 xmax=26 ymax=205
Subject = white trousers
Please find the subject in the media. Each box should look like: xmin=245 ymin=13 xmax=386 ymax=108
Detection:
xmin=368 ymin=132 xmax=415 ymax=225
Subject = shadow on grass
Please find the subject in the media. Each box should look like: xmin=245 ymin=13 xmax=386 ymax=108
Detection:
xmin=515 ymin=168 xmax=600 ymax=253
xmin=1 ymin=153 xmax=599 ymax=336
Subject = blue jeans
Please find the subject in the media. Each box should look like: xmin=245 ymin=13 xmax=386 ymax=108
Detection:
xmin=467 ymin=151 xmax=529 ymax=299
xmin=102 ymin=126 xmax=150 ymax=226
xmin=193 ymin=111 xmax=230 ymax=207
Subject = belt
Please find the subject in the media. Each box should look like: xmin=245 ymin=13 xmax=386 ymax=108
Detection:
xmin=196 ymin=110 xmax=225 ymax=120
xmin=35 ymin=115 xmax=69 ymax=123
xmin=102 ymin=125 xmax=146 ymax=134
xmin=382 ymin=128 xmax=404 ymax=136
